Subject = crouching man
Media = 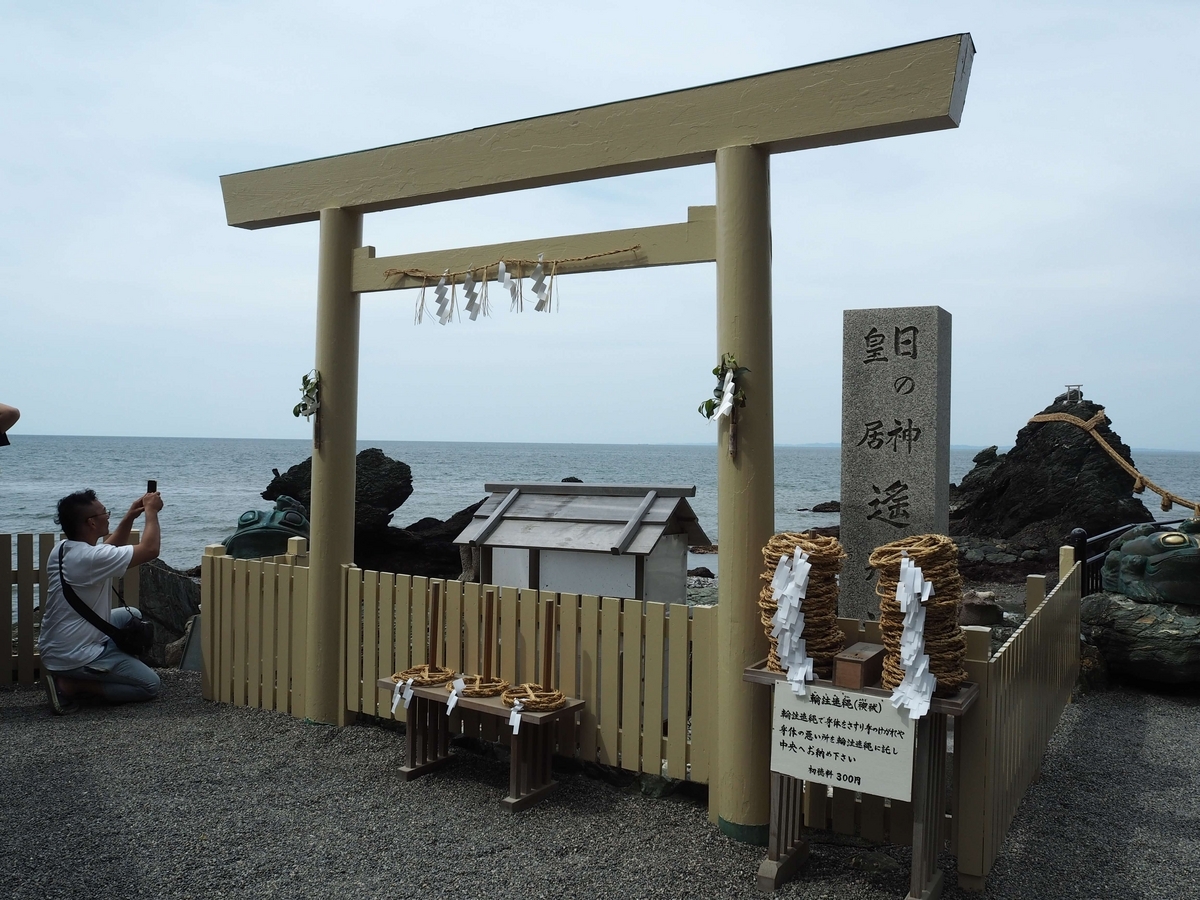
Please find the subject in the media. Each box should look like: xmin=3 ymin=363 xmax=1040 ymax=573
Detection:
xmin=40 ymin=489 xmax=164 ymax=714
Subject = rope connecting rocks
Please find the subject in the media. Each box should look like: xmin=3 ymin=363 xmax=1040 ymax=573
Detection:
xmin=1029 ymin=408 xmax=1200 ymax=514
xmin=759 ymin=532 xmax=846 ymax=675
xmin=870 ymin=534 xmax=968 ymax=696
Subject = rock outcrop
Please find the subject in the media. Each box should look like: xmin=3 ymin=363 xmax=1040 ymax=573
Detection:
xmin=136 ymin=559 xmax=201 ymax=667
xmin=950 ymin=395 xmax=1152 ymax=550
xmin=261 ymin=448 xmax=480 ymax=580
xmin=1081 ymin=592 xmax=1200 ymax=684
xmin=263 ymin=448 xmax=414 ymax=529
xmin=354 ymin=499 xmax=486 ymax=579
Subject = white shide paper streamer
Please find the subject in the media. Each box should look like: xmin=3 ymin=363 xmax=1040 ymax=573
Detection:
xmin=434 ymin=272 xmax=454 ymax=325
xmin=769 ymin=548 xmax=815 ymax=695
xmin=497 ymin=261 xmax=520 ymax=310
xmin=391 ymin=677 xmax=416 ymax=714
xmin=715 ymin=370 xmax=735 ymax=419
xmin=462 ymin=270 xmax=480 ymax=321
xmin=889 ymin=552 xmax=937 ymax=720
xmin=508 ymin=699 xmax=525 ymax=735
xmin=531 ymin=254 xmax=550 ymax=311
xmin=446 ymin=677 xmax=467 ymax=714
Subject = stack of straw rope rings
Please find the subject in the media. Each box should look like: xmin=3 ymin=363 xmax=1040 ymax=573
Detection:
xmin=448 ymin=674 xmax=510 ymax=698
xmin=391 ymin=664 xmax=456 ymax=687
xmin=501 ymin=683 xmax=566 ymax=711
xmin=869 ymin=534 xmax=968 ymax=696
xmin=758 ymin=532 xmax=846 ymax=675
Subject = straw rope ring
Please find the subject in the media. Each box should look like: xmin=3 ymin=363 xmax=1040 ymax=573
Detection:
xmin=758 ymin=532 xmax=847 ymax=674
xmin=869 ymin=534 xmax=968 ymax=696
xmin=448 ymin=674 xmax=510 ymax=698
xmin=501 ymin=682 xmax=566 ymax=711
xmin=391 ymin=664 xmax=456 ymax=687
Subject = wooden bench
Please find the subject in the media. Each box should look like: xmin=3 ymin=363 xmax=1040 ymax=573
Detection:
xmin=377 ymin=677 xmax=584 ymax=811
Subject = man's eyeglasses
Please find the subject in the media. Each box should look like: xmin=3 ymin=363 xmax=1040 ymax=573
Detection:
xmin=88 ymin=508 xmax=110 ymax=520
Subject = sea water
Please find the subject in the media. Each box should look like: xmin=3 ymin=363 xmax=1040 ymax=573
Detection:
xmin=4 ymin=436 xmax=1198 ymax=620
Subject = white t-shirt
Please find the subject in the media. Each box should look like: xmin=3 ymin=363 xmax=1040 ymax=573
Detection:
xmin=40 ymin=539 xmax=135 ymax=671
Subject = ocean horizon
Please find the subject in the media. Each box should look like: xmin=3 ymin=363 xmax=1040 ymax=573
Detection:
xmin=5 ymin=435 xmax=1198 ymax=610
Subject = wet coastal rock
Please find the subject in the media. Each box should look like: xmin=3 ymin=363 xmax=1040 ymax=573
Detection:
xmin=949 ymin=396 xmax=1152 ymax=552
xmin=1081 ymin=591 xmax=1200 ymax=684
xmin=261 ymin=448 xmax=480 ymax=580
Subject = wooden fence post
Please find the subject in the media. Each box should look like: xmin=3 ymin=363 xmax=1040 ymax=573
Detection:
xmin=200 ymin=544 xmax=227 ymax=701
xmin=954 ymin=625 xmax=993 ymax=892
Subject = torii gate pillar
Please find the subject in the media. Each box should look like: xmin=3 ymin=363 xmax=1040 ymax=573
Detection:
xmin=306 ymin=207 xmax=362 ymax=726
xmin=715 ymin=145 xmax=774 ymax=840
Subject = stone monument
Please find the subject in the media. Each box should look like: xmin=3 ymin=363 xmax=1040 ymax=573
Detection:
xmin=840 ymin=306 xmax=951 ymax=618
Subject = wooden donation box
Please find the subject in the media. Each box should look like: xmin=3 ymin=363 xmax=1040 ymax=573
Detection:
xmin=745 ymin=650 xmax=977 ymax=899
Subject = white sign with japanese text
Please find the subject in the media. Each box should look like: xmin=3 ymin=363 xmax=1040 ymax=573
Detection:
xmin=770 ymin=683 xmax=916 ymax=802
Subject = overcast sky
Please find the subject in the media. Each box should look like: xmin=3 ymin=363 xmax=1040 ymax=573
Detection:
xmin=2 ymin=2 xmax=1197 ymax=450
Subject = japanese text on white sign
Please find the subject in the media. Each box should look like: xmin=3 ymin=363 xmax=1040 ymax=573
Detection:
xmin=770 ymin=684 xmax=916 ymax=801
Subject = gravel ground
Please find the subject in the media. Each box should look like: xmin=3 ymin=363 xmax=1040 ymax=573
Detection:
xmin=3 ymin=672 xmax=1195 ymax=900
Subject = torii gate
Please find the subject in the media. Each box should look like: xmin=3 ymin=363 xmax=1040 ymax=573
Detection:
xmin=220 ymin=33 xmax=974 ymax=843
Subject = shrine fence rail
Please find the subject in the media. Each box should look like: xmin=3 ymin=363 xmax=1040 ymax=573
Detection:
xmin=5 ymin=532 xmax=142 ymax=687
xmin=792 ymin=553 xmax=1080 ymax=892
xmin=199 ymin=543 xmax=1081 ymax=890
xmin=200 ymin=545 xmax=716 ymax=783
xmin=954 ymin=552 xmax=1081 ymax=890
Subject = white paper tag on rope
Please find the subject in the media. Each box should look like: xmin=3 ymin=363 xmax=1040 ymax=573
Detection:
xmin=434 ymin=273 xmax=452 ymax=325
xmin=509 ymin=699 xmax=524 ymax=734
xmin=497 ymin=260 xmax=519 ymax=308
xmin=889 ymin=553 xmax=937 ymax=718
xmin=390 ymin=679 xmax=404 ymax=714
xmin=463 ymin=270 xmax=479 ymax=320
xmin=446 ymin=677 xmax=466 ymax=714
xmin=402 ymin=677 xmax=416 ymax=710
xmin=531 ymin=253 xmax=549 ymax=311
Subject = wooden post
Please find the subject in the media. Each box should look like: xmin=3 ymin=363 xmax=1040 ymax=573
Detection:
xmin=304 ymin=206 xmax=362 ymax=726
xmin=1025 ymin=574 xmax=1047 ymax=616
xmin=541 ymin=596 xmax=555 ymax=688
xmin=483 ymin=589 xmax=495 ymax=681
xmin=1059 ymin=546 xmax=1076 ymax=585
xmin=429 ymin=582 xmax=441 ymax=670
xmin=714 ymin=143 xmax=774 ymax=844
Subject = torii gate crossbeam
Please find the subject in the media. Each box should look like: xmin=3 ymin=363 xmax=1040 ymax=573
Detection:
xmin=220 ymin=33 xmax=974 ymax=845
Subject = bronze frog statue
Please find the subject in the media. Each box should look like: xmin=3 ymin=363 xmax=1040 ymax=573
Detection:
xmin=222 ymin=495 xmax=310 ymax=560
xmin=1101 ymin=518 xmax=1200 ymax=606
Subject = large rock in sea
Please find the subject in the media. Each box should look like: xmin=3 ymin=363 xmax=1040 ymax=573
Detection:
xmin=355 ymin=500 xmax=486 ymax=579
xmin=261 ymin=448 xmax=480 ymax=580
xmin=950 ymin=393 xmax=1152 ymax=549
xmin=262 ymin=448 xmax=413 ymax=525
xmin=1081 ymin=592 xmax=1200 ymax=684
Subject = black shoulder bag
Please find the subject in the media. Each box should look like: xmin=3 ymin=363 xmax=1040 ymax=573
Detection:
xmin=57 ymin=544 xmax=154 ymax=657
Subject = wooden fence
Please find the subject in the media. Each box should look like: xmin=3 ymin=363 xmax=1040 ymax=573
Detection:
xmin=777 ymin=553 xmax=1081 ymax=892
xmin=199 ymin=544 xmax=1082 ymax=889
xmin=200 ymin=546 xmax=715 ymax=781
xmin=4 ymin=532 xmax=141 ymax=686
xmin=200 ymin=545 xmax=310 ymax=716
xmin=343 ymin=566 xmax=716 ymax=781
xmin=954 ymin=552 xmax=1082 ymax=889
